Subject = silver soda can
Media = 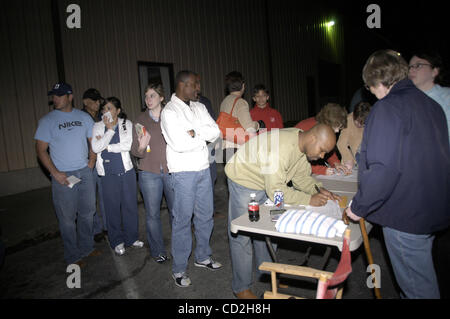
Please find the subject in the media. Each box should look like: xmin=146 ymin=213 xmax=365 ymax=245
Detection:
xmin=274 ymin=190 xmax=284 ymax=209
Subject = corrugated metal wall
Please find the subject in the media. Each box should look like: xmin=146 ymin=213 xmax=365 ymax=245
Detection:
xmin=268 ymin=2 xmax=345 ymax=122
xmin=58 ymin=0 xmax=272 ymax=123
xmin=1 ymin=0 xmax=345 ymax=184
xmin=0 ymin=0 xmax=58 ymax=172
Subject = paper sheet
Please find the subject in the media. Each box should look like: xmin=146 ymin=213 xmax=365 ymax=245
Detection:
xmin=66 ymin=175 xmax=81 ymax=189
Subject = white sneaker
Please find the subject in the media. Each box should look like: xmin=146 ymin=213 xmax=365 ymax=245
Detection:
xmin=114 ymin=243 xmax=125 ymax=256
xmin=172 ymin=272 xmax=191 ymax=288
xmin=132 ymin=240 xmax=144 ymax=248
xmin=194 ymin=257 xmax=222 ymax=271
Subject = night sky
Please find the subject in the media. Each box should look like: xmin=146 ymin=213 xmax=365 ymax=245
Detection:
xmin=336 ymin=0 xmax=450 ymax=86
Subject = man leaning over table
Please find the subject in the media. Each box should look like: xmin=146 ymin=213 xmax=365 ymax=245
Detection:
xmin=225 ymin=124 xmax=341 ymax=299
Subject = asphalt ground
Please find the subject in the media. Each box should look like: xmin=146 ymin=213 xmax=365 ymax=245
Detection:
xmin=0 ymin=164 xmax=448 ymax=303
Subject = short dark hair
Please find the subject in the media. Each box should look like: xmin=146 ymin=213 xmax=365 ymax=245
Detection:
xmin=411 ymin=51 xmax=445 ymax=84
xmin=175 ymin=70 xmax=197 ymax=87
xmin=142 ymin=82 xmax=166 ymax=111
xmin=353 ymin=102 xmax=372 ymax=126
xmin=252 ymin=84 xmax=269 ymax=96
xmin=105 ymin=97 xmax=128 ymax=131
xmin=225 ymin=71 xmax=245 ymax=94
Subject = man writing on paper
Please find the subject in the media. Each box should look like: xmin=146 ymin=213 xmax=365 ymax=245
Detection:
xmin=225 ymin=124 xmax=340 ymax=299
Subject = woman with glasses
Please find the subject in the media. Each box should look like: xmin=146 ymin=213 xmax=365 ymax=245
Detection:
xmin=408 ymin=52 xmax=450 ymax=140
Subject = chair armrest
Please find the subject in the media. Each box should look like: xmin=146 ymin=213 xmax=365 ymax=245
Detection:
xmin=259 ymin=262 xmax=333 ymax=279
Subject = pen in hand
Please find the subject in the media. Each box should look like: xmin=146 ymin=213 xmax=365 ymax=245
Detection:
xmin=324 ymin=161 xmax=337 ymax=174
xmin=314 ymin=184 xmax=321 ymax=194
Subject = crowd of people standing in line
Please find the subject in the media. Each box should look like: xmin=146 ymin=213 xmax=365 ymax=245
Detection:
xmin=34 ymin=49 xmax=449 ymax=299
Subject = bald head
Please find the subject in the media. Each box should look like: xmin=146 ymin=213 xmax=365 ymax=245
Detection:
xmin=300 ymin=124 xmax=336 ymax=161
xmin=310 ymin=123 xmax=336 ymax=147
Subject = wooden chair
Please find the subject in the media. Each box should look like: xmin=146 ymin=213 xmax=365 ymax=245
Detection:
xmin=259 ymin=228 xmax=352 ymax=299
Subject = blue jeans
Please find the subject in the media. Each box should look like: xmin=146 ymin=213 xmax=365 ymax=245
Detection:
xmin=101 ymin=169 xmax=140 ymax=249
xmin=93 ymin=171 xmax=107 ymax=234
xmin=52 ymin=166 xmax=96 ymax=264
xmin=227 ymin=178 xmax=275 ymax=294
xmin=171 ymin=168 xmax=214 ymax=274
xmin=383 ymin=227 xmax=440 ymax=299
xmin=138 ymin=170 xmax=174 ymax=257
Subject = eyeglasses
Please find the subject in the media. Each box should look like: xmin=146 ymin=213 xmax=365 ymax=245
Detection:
xmin=408 ymin=63 xmax=432 ymax=71
xmin=364 ymin=84 xmax=370 ymax=91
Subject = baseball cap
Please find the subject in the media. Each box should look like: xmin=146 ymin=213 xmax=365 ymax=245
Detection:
xmin=48 ymin=83 xmax=73 ymax=96
xmin=82 ymin=88 xmax=103 ymax=101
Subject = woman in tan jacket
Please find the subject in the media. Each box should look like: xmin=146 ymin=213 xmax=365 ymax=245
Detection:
xmin=337 ymin=102 xmax=372 ymax=172
xmin=219 ymin=71 xmax=261 ymax=162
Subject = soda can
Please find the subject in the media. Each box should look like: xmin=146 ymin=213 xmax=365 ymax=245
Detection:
xmin=274 ymin=190 xmax=284 ymax=209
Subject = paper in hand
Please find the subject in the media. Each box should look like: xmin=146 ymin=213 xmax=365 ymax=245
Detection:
xmin=135 ymin=123 xmax=145 ymax=137
xmin=103 ymin=111 xmax=113 ymax=123
xmin=66 ymin=175 xmax=81 ymax=189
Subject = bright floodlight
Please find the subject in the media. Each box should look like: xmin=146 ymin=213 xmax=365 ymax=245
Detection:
xmin=326 ymin=21 xmax=335 ymax=27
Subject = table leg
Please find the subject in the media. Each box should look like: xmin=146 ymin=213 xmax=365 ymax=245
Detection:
xmin=265 ymin=236 xmax=277 ymax=262
xmin=317 ymin=246 xmax=332 ymax=270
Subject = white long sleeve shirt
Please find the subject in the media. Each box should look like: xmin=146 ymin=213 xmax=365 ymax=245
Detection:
xmin=91 ymin=118 xmax=134 ymax=176
xmin=161 ymin=94 xmax=220 ymax=173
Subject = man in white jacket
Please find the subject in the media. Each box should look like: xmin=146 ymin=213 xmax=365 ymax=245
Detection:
xmin=161 ymin=71 xmax=222 ymax=287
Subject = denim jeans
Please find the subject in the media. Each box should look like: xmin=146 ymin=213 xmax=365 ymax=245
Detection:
xmin=52 ymin=166 xmax=96 ymax=264
xmin=227 ymin=178 xmax=275 ymax=294
xmin=101 ymin=169 xmax=140 ymax=249
xmin=171 ymin=168 xmax=214 ymax=274
xmin=383 ymin=227 xmax=440 ymax=299
xmin=93 ymin=171 xmax=107 ymax=234
xmin=209 ymin=161 xmax=217 ymax=212
xmin=138 ymin=170 xmax=174 ymax=257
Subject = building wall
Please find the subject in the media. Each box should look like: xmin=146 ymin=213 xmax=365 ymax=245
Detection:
xmin=58 ymin=0 xmax=272 ymax=122
xmin=268 ymin=2 xmax=346 ymax=122
xmin=1 ymin=0 xmax=58 ymax=173
xmin=0 ymin=0 xmax=345 ymax=195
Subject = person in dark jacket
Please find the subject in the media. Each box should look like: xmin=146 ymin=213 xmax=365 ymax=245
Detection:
xmin=345 ymin=50 xmax=450 ymax=299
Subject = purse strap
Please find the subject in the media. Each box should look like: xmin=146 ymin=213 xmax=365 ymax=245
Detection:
xmin=229 ymin=97 xmax=240 ymax=116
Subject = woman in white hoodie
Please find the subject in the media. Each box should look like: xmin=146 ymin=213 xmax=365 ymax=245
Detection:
xmin=91 ymin=97 xmax=143 ymax=256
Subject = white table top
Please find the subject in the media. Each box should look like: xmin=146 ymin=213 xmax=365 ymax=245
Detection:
xmin=230 ymin=205 xmax=371 ymax=251
xmin=314 ymin=174 xmax=358 ymax=194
